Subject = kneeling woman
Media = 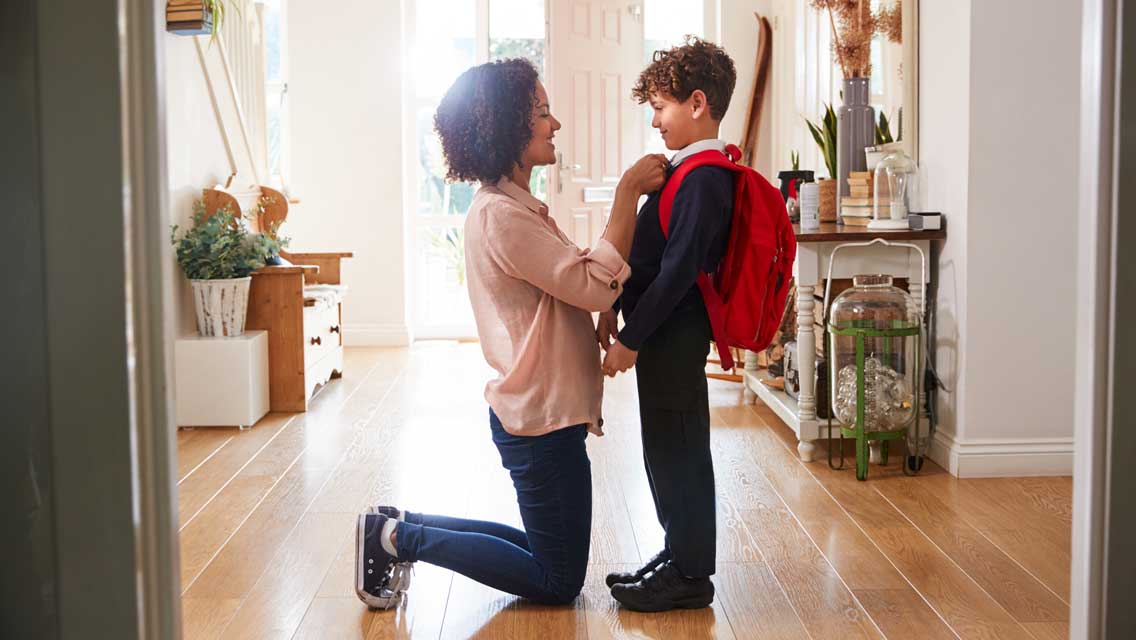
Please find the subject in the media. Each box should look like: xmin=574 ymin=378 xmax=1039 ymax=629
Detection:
xmin=354 ymin=58 xmax=666 ymax=607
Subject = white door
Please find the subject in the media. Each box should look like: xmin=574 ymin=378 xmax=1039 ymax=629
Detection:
xmin=548 ymin=0 xmax=644 ymax=247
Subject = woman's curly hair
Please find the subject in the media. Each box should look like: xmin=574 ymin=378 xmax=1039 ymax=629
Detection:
xmin=632 ymin=36 xmax=737 ymax=121
xmin=434 ymin=58 xmax=540 ymax=184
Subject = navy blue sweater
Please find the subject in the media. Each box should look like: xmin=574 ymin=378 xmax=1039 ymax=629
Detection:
xmin=617 ymin=165 xmax=735 ymax=351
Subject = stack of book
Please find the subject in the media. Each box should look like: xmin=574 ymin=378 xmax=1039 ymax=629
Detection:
xmin=840 ymin=171 xmax=887 ymax=227
xmin=167 ymin=1 xmax=213 ymax=34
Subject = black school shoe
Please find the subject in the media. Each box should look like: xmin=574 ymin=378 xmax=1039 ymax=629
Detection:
xmin=605 ymin=548 xmax=671 ymax=588
xmin=610 ymin=562 xmax=715 ymax=612
xmin=355 ymin=513 xmax=411 ymax=610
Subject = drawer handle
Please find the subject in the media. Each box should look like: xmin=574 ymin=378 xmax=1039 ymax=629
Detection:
xmin=330 ymin=325 xmax=340 ymax=334
xmin=310 ymin=336 xmax=322 ymax=346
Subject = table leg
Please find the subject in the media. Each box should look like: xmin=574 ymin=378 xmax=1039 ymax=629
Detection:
xmin=743 ymin=349 xmax=758 ymax=404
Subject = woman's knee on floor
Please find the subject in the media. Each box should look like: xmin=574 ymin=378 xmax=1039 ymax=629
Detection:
xmin=534 ymin=577 xmax=584 ymax=605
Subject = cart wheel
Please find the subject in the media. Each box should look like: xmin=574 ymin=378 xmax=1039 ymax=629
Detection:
xmin=905 ymin=455 xmax=924 ymax=473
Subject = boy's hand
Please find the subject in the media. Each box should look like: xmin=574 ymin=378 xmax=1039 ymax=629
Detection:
xmin=596 ymin=309 xmax=619 ymax=351
xmin=619 ymin=154 xmax=669 ymax=195
xmin=602 ymin=340 xmax=638 ymax=377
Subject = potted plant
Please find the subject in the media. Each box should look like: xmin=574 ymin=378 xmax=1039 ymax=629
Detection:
xmin=166 ymin=0 xmax=233 ymax=42
xmin=865 ymin=111 xmax=903 ymax=171
xmin=805 ymin=104 xmax=839 ymax=222
xmin=170 ymin=201 xmax=287 ymax=337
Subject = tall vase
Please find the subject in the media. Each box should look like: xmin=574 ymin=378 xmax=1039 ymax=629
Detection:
xmin=836 ymin=77 xmax=876 ymax=218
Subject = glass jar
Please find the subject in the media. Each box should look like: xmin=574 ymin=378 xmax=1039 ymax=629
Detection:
xmin=828 ymin=275 xmax=919 ymax=432
xmin=869 ymin=150 xmax=918 ymax=230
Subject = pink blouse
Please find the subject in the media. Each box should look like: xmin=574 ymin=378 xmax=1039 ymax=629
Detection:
xmin=464 ymin=178 xmax=631 ymax=436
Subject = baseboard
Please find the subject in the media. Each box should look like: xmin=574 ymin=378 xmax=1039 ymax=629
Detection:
xmin=929 ymin=431 xmax=1074 ymax=478
xmin=342 ymin=323 xmax=410 ymax=347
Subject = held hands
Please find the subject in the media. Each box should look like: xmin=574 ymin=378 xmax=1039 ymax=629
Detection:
xmin=602 ymin=340 xmax=638 ymax=378
xmin=618 ymin=153 xmax=669 ymax=196
xmin=596 ymin=309 xmax=619 ymax=352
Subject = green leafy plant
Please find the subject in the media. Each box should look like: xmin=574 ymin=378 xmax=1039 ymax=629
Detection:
xmin=426 ymin=227 xmax=466 ymax=286
xmin=790 ymin=150 xmax=800 ymax=172
xmin=805 ymin=103 xmax=838 ymax=179
xmin=203 ymin=0 xmax=240 ymax=45
xmin=170 ymin=201 xmax=288 ymax=280
xmin=875 ymin=111 xmax=895 ymax=145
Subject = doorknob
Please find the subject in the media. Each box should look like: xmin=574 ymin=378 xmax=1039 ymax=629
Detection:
xmin=556 ymin=152 xmax=582 ymax=193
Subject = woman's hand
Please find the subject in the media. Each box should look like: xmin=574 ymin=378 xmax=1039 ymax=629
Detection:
xmin=602 ymin=340 xmax=638 ymax=377
xmin=618 ymin=153 xmax=669 ymax=196
xmin=596 ymin=309 xmax=619 ymax=351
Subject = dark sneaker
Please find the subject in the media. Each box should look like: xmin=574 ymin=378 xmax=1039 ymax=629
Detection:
xmin=610 ymin=562 xmax=714 ymax=612
xmin=363 ymin=506 xmax=414 ymax=593
xmin=366 ymin=505 xmax=402 ymax=519
xmin=355 ymin=513 xmax=408 ymax=610
xmin=605 ymin=548 xmax=671 ymax=588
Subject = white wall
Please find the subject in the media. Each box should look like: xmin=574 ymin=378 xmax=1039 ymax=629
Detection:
xmin=918 ymin=0 xmax=970 ymax=463
xmin=165 ymin=34 xmax=235 ymax=336
xmin=286 ymin=0 xmax=409 ymax=346
xmin=923 ymin=0 xmax=1079 ymax=476
xmin=713 ymin=0 xmax=776 ymax=177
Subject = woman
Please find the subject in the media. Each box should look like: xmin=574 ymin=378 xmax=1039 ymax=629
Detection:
xmin=355 ymin=58 xmax=667 ymax=608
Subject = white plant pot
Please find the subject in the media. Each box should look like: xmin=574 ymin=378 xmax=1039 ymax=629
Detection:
xmin=191 ymin=277 xmax=252 ymax=337
xmin=864 ymin=141 xmax=904 ymax=172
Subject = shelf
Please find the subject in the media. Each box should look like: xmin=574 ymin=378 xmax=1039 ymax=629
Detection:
xmin=743 ymin=368 xmax=821 ymax=441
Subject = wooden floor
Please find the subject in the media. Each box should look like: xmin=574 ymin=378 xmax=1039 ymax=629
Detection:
xmin=177 ymin=344 xmax=1072 ymax=640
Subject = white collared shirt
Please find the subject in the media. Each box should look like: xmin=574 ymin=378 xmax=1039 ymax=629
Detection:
xmin=670 ymin=138 xmax=728 ymax=167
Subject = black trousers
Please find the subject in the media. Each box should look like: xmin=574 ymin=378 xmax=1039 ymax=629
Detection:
xmin=634 ymin=307 xmax=716 ymax=578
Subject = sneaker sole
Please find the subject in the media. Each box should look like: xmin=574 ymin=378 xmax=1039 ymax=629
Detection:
xmin=355 ymin=515 xmax=402 ymax=610
xmin=613 ymin=592 xmax=714 ymax=613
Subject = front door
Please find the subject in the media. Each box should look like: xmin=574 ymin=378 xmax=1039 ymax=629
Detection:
xmin=548 ymin=0 xmax=645 ymax=247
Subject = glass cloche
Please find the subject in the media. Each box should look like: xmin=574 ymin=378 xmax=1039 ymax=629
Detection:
xmin=869 ymin=150 xmax=918 ymax=230
xmin=828 ymin=275 xmax=919 ymax=433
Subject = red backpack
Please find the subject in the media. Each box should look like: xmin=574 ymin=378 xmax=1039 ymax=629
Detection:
xmin=658 ymin=143 xmax=796 ymax=371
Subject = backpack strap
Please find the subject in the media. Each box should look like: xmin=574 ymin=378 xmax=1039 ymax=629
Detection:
xmin=657 ymin=144 xmax=744 ymax=370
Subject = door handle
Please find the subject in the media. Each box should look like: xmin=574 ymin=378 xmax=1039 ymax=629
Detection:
xmin=556 ymin=152 xmax=583 ymax=193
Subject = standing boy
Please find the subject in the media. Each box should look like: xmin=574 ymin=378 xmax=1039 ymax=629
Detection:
xmin=598 ymin=37 xmax=737 ymax=613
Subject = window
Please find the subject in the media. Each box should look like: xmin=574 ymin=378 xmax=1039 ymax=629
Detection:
xmin=263 ymin=0 xmax=288 ymax=186
xmin=408 ymin=0 xmax=546 ymax=337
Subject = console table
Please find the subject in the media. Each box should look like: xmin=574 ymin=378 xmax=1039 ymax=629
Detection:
xmin=742 ymin=223 xmax=947 ymax=461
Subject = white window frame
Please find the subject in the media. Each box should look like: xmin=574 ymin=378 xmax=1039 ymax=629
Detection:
xmin=262 ymin=0 xmax=291 ymax=191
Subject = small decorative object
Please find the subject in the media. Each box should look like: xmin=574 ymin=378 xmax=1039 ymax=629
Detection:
xmin=799 ymin=181 xmax=820 ymax=230
xmin=805 ymin=104 xmax=839 ymax=221
xmin=870 ymin=149 xmax=918 ymax=230
xmin=907 ymin=211 xmax=942 ymax=230
xmin=825 ymin=269 xmax=924 ymax=481
xmin=777 ymin=151 xmax=814 ymax=223
xmin=171 ymin=201 xmax=288 ymax=337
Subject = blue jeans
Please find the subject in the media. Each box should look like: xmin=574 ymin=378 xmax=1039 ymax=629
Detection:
xmin=394 ymin=408 xmax=592 ymax=604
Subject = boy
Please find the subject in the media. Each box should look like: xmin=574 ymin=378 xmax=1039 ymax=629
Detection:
xmin=598 ymin=37 xmax=737 ymax=612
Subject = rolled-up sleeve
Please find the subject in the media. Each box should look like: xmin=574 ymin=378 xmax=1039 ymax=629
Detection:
xmin=483 ymin=205 xmax=631 ymax=312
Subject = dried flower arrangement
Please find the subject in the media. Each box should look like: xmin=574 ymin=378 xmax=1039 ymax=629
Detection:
xmin=810 ymin=0 xmax=902 ymax=78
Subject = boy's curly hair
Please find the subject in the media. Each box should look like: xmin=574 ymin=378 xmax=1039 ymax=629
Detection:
xmin=632 ymin=36 xmax=737 ymax=121
xmin=434 ymin=58 xmax=540 ymax=184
